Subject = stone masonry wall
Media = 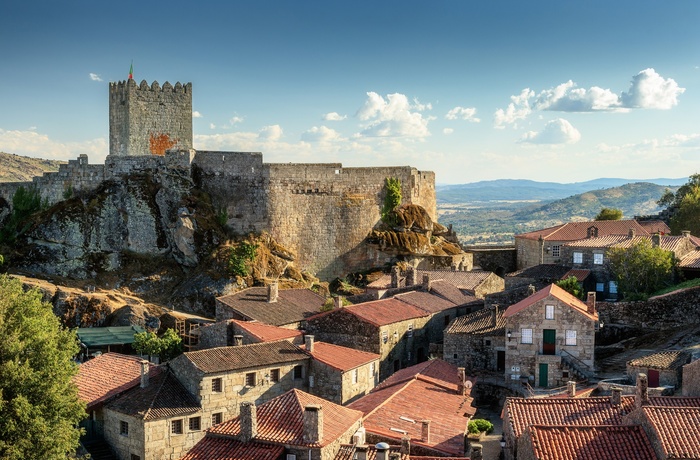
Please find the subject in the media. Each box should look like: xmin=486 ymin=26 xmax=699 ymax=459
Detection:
xmin=682 ymin=359 xmax=700 ymax=396
xmin=309 ymin=359 xmax=378 ymax=405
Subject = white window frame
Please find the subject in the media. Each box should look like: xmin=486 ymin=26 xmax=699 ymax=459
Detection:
xmin=521 ymin=328 xmax=533 ymax=344
xmin=593 ymin=253 xmax=604 ymax=265
xmin=573 ymin=252 xmax=583 ymax=264
xmin=352 ymin=368 xmax=358 ymax=384
xmin=545 ymin=304 xmax=554 ymax=320
xmin=551 ymin=245 xmax=560 ymax=258
xmin=609 ymin=281 xmax=618 ymax=294
xmin=565 ymin=330 xmax=577 ymax=346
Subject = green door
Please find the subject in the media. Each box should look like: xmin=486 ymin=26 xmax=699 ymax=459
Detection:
xmin=543 ymin=329 xmax=556 ymax=355
xmin=539 ymin=363 xmax=549 ymax=387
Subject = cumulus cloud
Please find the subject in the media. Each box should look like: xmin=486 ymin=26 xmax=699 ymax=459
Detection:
xmin=443 ymin=128 xmax=454 ymax=134
xmin=664 ymin=133 xmax=700 ymax=148
xmin=518 ymin=118 xmax=581 ymax=145
xmin=192 ymin=111 xmax=203 ymax=118
xmin=355 ymin=92 xmax=431 ymax=138
xmin=301 ymin=126 xmax=343 ymax=143
xmin=621 ymin=68 xmax=685 ymax=109
xmin=209 ymin=123 xmax=216 ymax=129
xmin=258 ymin=125 xmax=283 ymax=141
xmin=534 ymin=80 xmax=622 ymax=112
xmin=230 ymin=116 xmax=244 ymax=125
xmin=0 ymin=128 xmax=107 ymax=161
xmin=493 ymin=89 xmax=534 ymax=129
xmin=89 ymin=73 xmax=103 ymax=82
xmin=323 ymin=112 xmax=346 ymax=121
xmin=445 ymin=106 xmax=481 ymax=122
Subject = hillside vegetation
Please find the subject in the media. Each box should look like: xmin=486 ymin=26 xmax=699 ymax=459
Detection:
xmin=0 ymin=152 xmax=65 ymax=182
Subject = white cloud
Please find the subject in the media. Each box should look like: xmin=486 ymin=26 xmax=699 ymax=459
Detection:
xmin=493 ymin=88 xmax=533 ymax=129
xmin=355 ymin=92 xmax=431 ymax=138
xmin=192 ymin=111 xmax=203 ymax=118
xmin=258 ymin=125 xmax=283 ymax=141
xmin=443 ymin=128 xmax=454 ymax=134
xmin=445 ymin=106 xmax=481 ymax=122
xmin=230 ymin=116 xmax=244 ymax=125
xmin=89 ymin=73 xmax=103 ymax=82
xmin=0 ymin=128 xmax=107 ymax=162
xmin=621 ymin=68 xmax=685 ymax=109
xmin=209 ymin=123 xmax=216 ymax=129
xmin=323 ymin=112 xmax=347 ymax=121
xmin=518 ymin=118 xmax=581 ymax=145
xmin=534 ymin=80 xmax=622 ymax=112
xmin=301 ymin=126 xmax=343 ymax=143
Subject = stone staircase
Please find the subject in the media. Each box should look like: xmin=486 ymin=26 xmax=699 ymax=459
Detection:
xmin=81 ymin=438 xmax=118 ymax=460
xmin=561 ymin=351 xmax=595 ymax=382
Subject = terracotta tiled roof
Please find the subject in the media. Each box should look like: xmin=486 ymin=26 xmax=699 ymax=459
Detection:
xmin=564 ymin=234 xmax=697 ymax=253
xmin=179 ymin=341 xmax=309 ymax=374
xmin=349 ymin=360 xmax=475 ymax=456
xmin=561 ymin=269 xmax=590 ymax=281
xmin=229 ymin=319 xmax=302 ymax=343
xmin=627 ymin=350 xmax=692 ymax=370
xmin=641 ymin=406 xmax=700 ymax=458
xmin=503 ymin=283 xmax=597 ymax=321
xmin=679 ymin=250 xmax=700 ymax=269
xmin=525 ymin=425 xmax=656 ymax=460
xmin=507 ymin=264 xmax=572 ymax=280
xmin=393 ymin=291 xmax=457 ymax=314
xmin=417 ymin=269 xmax=495 ymax=290
xmin=316 ymin=298 xmax=430 ymax=327
xmin=307 ymin=341 xmax=379 ymax=372
xmin=106 ymin=370 xmax=200 ymax=420
xmin=445 ymin=307 xmax=505 ymax=336
xmin=366 ymin=274 xmax=392 ymax=289
xmin=210 ymin=389 xmax=363 ymax=447
xmin=217 ymin=287 xmax=325 ymax=326
xmin=516 ymin=220 xmax=652 ymax=242
xmin=647 ymin=396 xmax=700 ymax=407
xmin=427 ymin=280 xmax=480 ymax=306
xmin=180 ymin=437 xmax=284 ymax=460
xmin=75 ymin=353 xmax=162 ymax=409
xmin=637 ymin=220 xmax=672 ymax=235
xmin=335 ymin=445 xmax=408 ymax=460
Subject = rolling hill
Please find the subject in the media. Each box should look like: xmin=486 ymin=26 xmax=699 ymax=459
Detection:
xmin=0 ymin=152 xmax=65 ymax=182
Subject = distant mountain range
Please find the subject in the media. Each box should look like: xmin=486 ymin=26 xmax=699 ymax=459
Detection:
xmin=436 ymin=177 xmax=687 ymax=203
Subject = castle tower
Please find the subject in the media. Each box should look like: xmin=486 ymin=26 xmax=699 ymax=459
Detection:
xmin=108 ymin=79 xmax=193 ymax=156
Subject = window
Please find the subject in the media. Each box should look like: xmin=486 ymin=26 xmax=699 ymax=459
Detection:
xmin=171 ymin=419 xmax=183 ymax=435
xmin=245 ymin=372 xmax=256 ymax=387
xmin=444 ymin=315 xmax=451 ymax=326
xmin=270 ymin=368 xmax=280 ymax=383
xmin=352 ymin=369 xmax=358 ymax=384
xmin=593 ymin=253 xmax=604 ymax=265
xmin=521 ymin=328 xmax=533 ymax=344
xmin=551 ymin=245 xmax=560 ymax=257
xmin=370 ymin=362 xmax=376 ymax=376
xmin=189 ymin=416 xmax=201 ymax=431
xmin=407 ymin=324 xmax=413 ymax=338
xmin=293 ymin=365 xmax=303 ymax=379
xmin=453 ymin=354 xmax=458 ymax=360
xmin=287 ymin=454 xmax=297 ymax=460
xmin=382 ymin=331 xmax=388 ymax=344
xmin=131 ymin=455 xmax=141 ymax=460
xmin=609 ymin=281 xmax=618 ymax=294
xmin=211 ymin=377 xmax=222 ymax=393
xmin=407 ymin=351 xmax=412 ymax=362
xmin=573 ymin=252 xmax=583 ymax=264
xmin=211 ymin=412 xmax=223 ymax=426
xmin=596 ymin=282 xmax=604 ymax=292
xmin=485 ymin=339 xmax=491 ymax=346
xmin=120 ymin=420 xmax=129 ymax=436
xmin=565 ymin=330 xmax=577 ymax=346
xmin=545 ymin=304 xmax=554 ymax=320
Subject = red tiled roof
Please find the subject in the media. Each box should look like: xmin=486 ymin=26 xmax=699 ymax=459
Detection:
xmin=445 ymin=307 xmax=505 ymax=336
xmin=637 ymin=220 xmax=672 ymax=235
xmin=210 ymin=389 xmax=363 ymax=447
xmin=428 ymin=280 xmax=480 ymax=306
xmin=180 ymin=437 xmax=284 ymax=460
xmin=74 ymin=353 xmax=162 ymax=409
xmin=393 ymin=291 xmax=457 ymax=314
xmin=561 ymin=269 xmax=590 ymax=281
xmin=641 ymin=406 xmax=700 ymax=458
xmin=503 ymin=283 xmax=598 ymax=321
xmin=565 ymin=234 xmax=697 ymax=253
xmin=366 ymin=274 xmax=392 ymax=289
xmin=178 ymin=340 xmax=309 ymax=374
xmin=526 ymin=425 xmax=656 ymax=460
xmin=374 ymin=359 xmax=465 ymax=392
xmin=679 ymin=250 xmax=700 ymax=269
xmin=516 ymin=220 xmax=652 ymax=242
xmin=627 ymin=350 xmax=692 ymax=370
xmin=217 ymin=287 xmax=325 ymax=326
xmin=335 ymin=444 xmax=408 ymax=460
xmin=230 ymin=319 xmax=302 ymax=343
xmin=106 ymin=370 xmax=200 ymax=420
xmin=312 ymin=298 xmax=430 ymax=327
xmin=507 ymin=264 xmax=572 ymax=280
xmin=348 ymin=360 xmax=475 ymax=456
xmin=417 ymin=269 xmax=494 ymax=290
xmin=307 ymin=341 xmax=379 ymax=372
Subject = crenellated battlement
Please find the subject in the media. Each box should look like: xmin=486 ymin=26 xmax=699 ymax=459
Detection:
xmin=109 ymin=79 xmax=192 ymax=95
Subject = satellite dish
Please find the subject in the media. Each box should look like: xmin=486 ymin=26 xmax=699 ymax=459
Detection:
xmin=465 ymin=381 xmax=473 ymax=389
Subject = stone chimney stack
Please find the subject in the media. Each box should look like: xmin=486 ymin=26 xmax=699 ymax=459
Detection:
xmin=611 ymin=387 xmax=622 ymax=406
xmin=422 ymin=274 xmax=432 ymax=292
xmin=356 ymin=445 xmax=368 ymax=460
xmin=406 ymin=266 xmax=417 ymax=286
xmin=470 ymin=444 xmax=484 ymax=460
xmin=375 ymin=443 xmax=389 ymax=460
xmin=267 ymin=282 xmax=278 ymax=303
xmin=391 ymin=266 xmax=401 ymax=288
xmin=527 ymin=284 xmax=536 ymax=296
xmin=239 ymin=401 xmax=258 ymax=442
xmin=457 ymin=367 xmax=467 ymax=395
xmin=635 ymin=373 xmax=650 ymax=408
xmin=303 ymin=404 xmax=323 ymax=444
xmin=683 ymin=230 xmax=691 ymax=238
xmin=140 ymin=360 xmax=149 ymax=388
xmin=628 ymin=228 xmax=636 ymax=238
xmin=651 ymin=233 xmax=661 ymax=247
xmin=233 ymin=335 xmax=243 ymax=346
xmin=400 ymin=435 xmax=411 ymax=454
xmin=334 ymin=296 xmax=343 ymax=309
xmin=305 ymin=335 xmax=315 ymax=353
xmin=421 ymin=420 xmax=431 ymax=443
xmin=586 ymin=292 xmax=596 ymax=315
xmin=567 ymin=381 xmax=576 ymax=398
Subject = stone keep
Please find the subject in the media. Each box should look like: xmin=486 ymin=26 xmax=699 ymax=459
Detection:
xmin=109 ymin=79 xmax=193 ymax=156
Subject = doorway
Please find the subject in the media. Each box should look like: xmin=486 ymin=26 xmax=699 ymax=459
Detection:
xmin=543 ymin=329 xmax=556 ymax=355
xmin=539 ymin=363 xmax=549 ymax=387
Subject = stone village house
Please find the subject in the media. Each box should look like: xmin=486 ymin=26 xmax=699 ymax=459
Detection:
xmin=627 ymin=350 xmax=692 ymax=390
xmin=443 ymin=305 xmax=507 ymax=374
xmin=196 ymin=318 xmax=304 ymax=349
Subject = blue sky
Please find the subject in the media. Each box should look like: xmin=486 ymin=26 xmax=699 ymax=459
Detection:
xmin=1 ymin=1 xmax=699 ymax=184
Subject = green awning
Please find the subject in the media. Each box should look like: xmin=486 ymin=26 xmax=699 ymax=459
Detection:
xmin=76 ymin=326 xmax=146 ymax=348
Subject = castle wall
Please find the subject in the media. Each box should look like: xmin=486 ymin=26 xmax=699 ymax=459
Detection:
xmin=109 ymin=80 xmax=192 ymax=156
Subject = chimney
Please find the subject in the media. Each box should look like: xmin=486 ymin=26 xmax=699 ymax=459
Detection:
xmin=391 ymin=266 xmax=401 ymax=288
xmin=400 ymin=435 xmax=411 ymax=454
xmin=451 ymin=264 xmax=457 ymax=271
xmin=586 ymin=292 xmax=596 ymax=315
xmin=267 ymin=282 xmax=278 ymax=303
xmin=389 ymin=454 xmax=401 ymax=460
xmin=635 ymin=373 xmax=650 ymax=408
xmin=140 ymin=360 xmax=149 ymax=388
xmin=628 ymin=228 xmax=635 ymax=238
xmin=492 ymin=304 xmax=499 ymax=328
xmin=239 ymin=401 xmax=258 ymax=442
xmin=232 ymin=335 xmax=243 ymax=346
xmin=683 ymin=230 xmax=691 ymax=238
xmin=356 ymin=445 xmax=368 ymax=460
xmin=457 ymin=367 xmax=467 ymax=395
xmin=406 ymin=266 xmax=417 ymax=286
xmin=303 ymin=404 xmax=323 ymax=444
xmin=651 ymin=233 xmax=661 ymax=247
xmin=375 ymin=442 xmax=390 ymax=460
xmin=567 ymin=381 xmax=576 ymax=398
xmin=422 ymin=274 xmax=432 ymax=292
xmin=421 ymin=420 xmax=431 ymax=443
xmin=334 ymin=296 xmax=343 ymax=309
xmin=527 ymin=284 xmax=536 ymax=296
xmin=611 ymin=387 xmax=622 ymax=406
xmin=470 ymin=443 xmax=484 ymax=460
xmin=305 ymin=334 xmax=315 ymax=353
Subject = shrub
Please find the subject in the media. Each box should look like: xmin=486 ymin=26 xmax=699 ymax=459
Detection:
xmin=228 ymin=241 xmax=258 ymax=277
xmin=468 ymin=419 xmax=494 ymax=434
xmin=381 ymin=177 xmax=402 ymax=226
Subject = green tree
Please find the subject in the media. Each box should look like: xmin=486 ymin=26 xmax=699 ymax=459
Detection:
xmin=555 ymin=276 xmax=582 ymax=299
xmin=381 ymin=177 xmax=402 ymax=226
xmin=606 ymin=239 xmax=676 ymax=300
xmin=0 ymin=275 xmax=85 ymax=459
xmin=133 ymin=329 xmax=183 ymax=362
xmin=658 ymin=174 xmax=700 ymax=235
xmin=595 ymin=207 xmax=623 ymax=221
